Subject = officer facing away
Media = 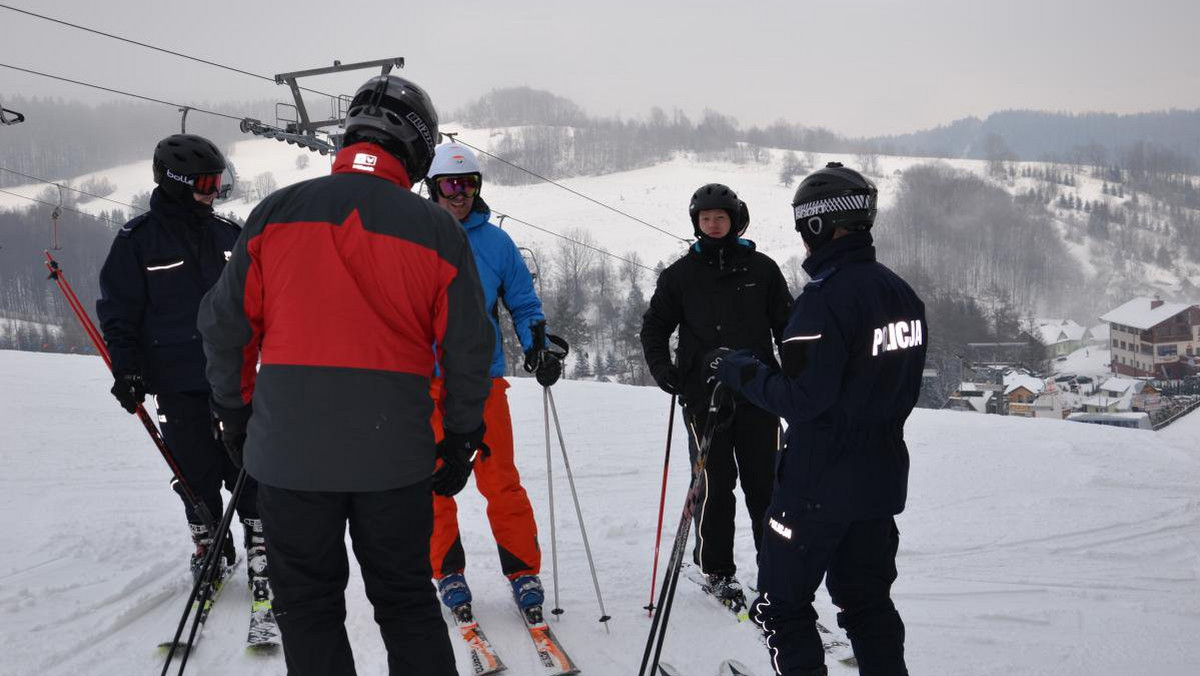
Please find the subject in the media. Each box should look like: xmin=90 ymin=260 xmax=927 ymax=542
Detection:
xmin=707 ymin=163 xmax=927 ymax=676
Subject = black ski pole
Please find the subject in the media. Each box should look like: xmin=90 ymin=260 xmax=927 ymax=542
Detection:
xmin=43 ymin=251 xmax=218 ymax=533
xmin=639 ymin=387 xmax=733 ymax=676
xmin=162 ymin=468 xmax=247 ymax=675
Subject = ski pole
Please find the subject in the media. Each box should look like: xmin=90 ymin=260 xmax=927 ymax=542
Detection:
xmin=645 ymin=394 xmax=676 ymax=616
xmin=544 ymin=386 xmax=562 ymax=617
xmin=163 ymin=468 xmax=247 ymax=676
xmin=546 ymin=386 xmax=611 ymax=630
xmin=639 ymin=387 xmax=734 ymax=676
xmin=43 ymin=250 xmax=218 ymax=533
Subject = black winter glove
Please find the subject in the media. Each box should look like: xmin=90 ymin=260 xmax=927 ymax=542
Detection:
xmin=523 ymin=321 xmax=567 ymax=387
xmin=210 ymin=399 xmax=252 ymax=468
xmin=651 ymin=365 xmax=680 ymax=396
xmin=432 ymin=424 xmax=490 ymax=497
xmin=110 ymin=370 xmax=146 ymax=414
xmin=701 ymin=348 xmax=737 ymax=420
xmin=702 ymin=348 xmax=733 ymax=390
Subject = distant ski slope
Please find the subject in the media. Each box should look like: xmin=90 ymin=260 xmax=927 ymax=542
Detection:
xmin=3 ymin=130 xmax=1197 ymax=313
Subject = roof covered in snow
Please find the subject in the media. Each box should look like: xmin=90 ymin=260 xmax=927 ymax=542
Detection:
xmin=1004 ymin=373 xmax=1046 ymax=396
xmin=1034 ymin=319 xmax=1088 ymax=345
xmin=1081 ymin=391 xmax=1134 ymax=411
xmin=1100 ymin=297 xmax=1193 ymax=330
xmin=1099 ymin=377 xmax=1147 ymax=395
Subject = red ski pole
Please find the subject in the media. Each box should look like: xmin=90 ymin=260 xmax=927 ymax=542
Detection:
xmin=43 ymin=250 xmax=218 ymax=533
xmin=645 ymin=394 xmax=676 ymax=615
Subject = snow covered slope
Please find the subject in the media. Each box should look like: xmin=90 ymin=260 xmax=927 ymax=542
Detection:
xmin=1 ymin=349 xmax=1199 ymax=675
xmin=5 ymin=130 xmax=1195 ymax=317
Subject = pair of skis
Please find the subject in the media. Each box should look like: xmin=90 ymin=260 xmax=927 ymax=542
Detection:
xmin=687 ymin=570 xmax=857 ymax=668
xmin=451 ymin=602 xmax=579 ymax=675
xmin=659 ymin=659 xmax=757 ymax=675
xmin=157 ymin=561 xmax=281 ymax=656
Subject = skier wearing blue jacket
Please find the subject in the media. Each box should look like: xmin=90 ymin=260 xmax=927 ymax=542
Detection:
xmin=707 ymin=164 xmax=927 ymax=676
xmin=423 ymin=142 xmax=565 ymax=619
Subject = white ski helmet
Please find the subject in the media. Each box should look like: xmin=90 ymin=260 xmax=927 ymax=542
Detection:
xmin=427 ymin=142 xmax=481 ymax=179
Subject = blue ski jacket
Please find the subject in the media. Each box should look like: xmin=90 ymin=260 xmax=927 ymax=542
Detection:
xmin=458 ymin=205 xmax=545 ymax=378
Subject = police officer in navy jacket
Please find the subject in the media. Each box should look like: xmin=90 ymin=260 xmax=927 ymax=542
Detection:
xmin=709 ymin=163 xmax=927 ymax=676
xmin=96 ymin=134 xmax=265 ymax=588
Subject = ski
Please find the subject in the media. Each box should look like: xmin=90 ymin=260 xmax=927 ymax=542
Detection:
xmin=246 ymin=577 xmax=281 ymax=652
xmin=684 ymin=565 xmax=749 ymax=622
xmin=657 ymin=660 xmax=759 ymax=675
xmin=690 ymin=566 xmax=856 ymax=666
xmin=157 ymin=556 xmax=237 ymax=654
xmin=450 ymin=604 xmax=507 ymax=675
xmin=520 ymin=605 xmax=579 ymax=675
xmin=815 ymin=621 xmax=857 ymax=667
xmin=718 ymin=659 xmax=757 ymax=675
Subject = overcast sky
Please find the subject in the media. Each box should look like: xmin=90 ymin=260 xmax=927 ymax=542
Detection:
xmin=2 ymin=0 xmax=1198 ymax=137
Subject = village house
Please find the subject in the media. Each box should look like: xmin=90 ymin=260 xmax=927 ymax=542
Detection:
xmin=1034 ymin=319 xmax=1089 ymax=358
xmin=1101 ymin=297 xmax=1200 ymax=378
xmin=1004 ymin=372 xmax=1046 ymax=417
xmin=1080 ymin=377 xmax=1161 ymax=413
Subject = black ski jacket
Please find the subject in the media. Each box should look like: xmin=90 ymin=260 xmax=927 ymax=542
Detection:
xmin=96 ymin=189 xmax=241 ymax=393
xmin=640 ymin=239 xmax=792 ymax=407
xmin=715 ymin=233 xmax=927 ymax=522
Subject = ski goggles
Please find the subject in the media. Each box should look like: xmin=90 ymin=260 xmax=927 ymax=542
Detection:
xmin=435 ymin=174 xmax=481 ymax=199
xmin=192 ymin=172 xmax=231 ymax=198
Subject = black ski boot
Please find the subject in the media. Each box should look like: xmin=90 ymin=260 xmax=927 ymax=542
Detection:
xmin=188 ymin=522 xmax=235 ymax=583
xmin=242 ymin=518 xmax=273 ymax=606
xmin=703 ymin=573 xmax=748 ymax=617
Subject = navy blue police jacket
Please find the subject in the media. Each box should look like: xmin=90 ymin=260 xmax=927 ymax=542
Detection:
xmin=96 ymin=189 xmax=241 ymax=394
xmin=715 ymin=232 xmax=927 ymax=523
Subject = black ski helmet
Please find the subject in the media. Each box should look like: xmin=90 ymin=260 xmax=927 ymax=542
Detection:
xmin=689 ymin=183 xmax=746 ymax=240
xmin=152 ymin=134 xmax=229 ymax=201
xmin=343 ymin=75 xmax=439 ymax=182
xmin=792 ymin=162 xmax=877 ymax=251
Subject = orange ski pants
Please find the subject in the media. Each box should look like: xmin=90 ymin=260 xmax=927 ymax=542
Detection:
xmin=429 ymin=378 xmax=541 ymax=580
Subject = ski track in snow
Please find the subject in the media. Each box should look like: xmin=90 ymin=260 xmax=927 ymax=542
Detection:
xmin=2 ymin=349 xmax=1200 ymax=675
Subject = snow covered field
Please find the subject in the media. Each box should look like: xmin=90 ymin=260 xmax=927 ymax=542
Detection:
xmin=1 ymin=349 xmax=1200 ymax=675
xmin=0 ymin=133 xmax=1102 ymax=284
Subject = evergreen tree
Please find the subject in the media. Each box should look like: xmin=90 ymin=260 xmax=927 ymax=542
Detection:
xmin=574 ymin=350 xmax=593 ymax=379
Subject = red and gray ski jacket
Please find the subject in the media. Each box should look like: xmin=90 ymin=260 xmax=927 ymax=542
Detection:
xmin=197 ymin=143 xmax=494 ymax=492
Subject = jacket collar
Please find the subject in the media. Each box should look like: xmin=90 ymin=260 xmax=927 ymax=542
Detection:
xmin=150 ymin=187 xmax=212 ymax=226
xmin=691 ymin=237 xmax=755 ymax=269
xmin=332 ymin=143 xmax=413 ymax=189
xmin=461 ymin=205 xmax=492 ymax=231
xmin=802 ymin=231 xmax=876 ymax=277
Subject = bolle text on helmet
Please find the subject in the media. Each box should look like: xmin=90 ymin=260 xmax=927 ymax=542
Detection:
xmin=871 ymin=319 xmax=924 ymax=357
xmin=165 ymin=167 xmax=196 ymax=187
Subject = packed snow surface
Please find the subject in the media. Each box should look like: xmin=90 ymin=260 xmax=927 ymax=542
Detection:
xmin=2 ymin=350 xmax=1200 ymax=675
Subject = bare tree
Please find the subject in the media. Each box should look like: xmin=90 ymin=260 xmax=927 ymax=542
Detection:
xmin=254 ymin=172 xmax=279 ymax=200
xmin=855 ymin=152 xmax=881 ymax=177
xmin=783 ymin=255 xmax=806 ymax=296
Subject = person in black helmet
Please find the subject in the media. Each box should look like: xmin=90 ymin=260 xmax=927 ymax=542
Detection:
xmin=198 ymin=75 xmax=493 ymax=675
xmin=96 ymin=134 xmax=272 ymax=607
xmin=708 ymin=163 xmax=927 ymax=676
xmin=640 ymin=183 xmax=792 ymax=615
